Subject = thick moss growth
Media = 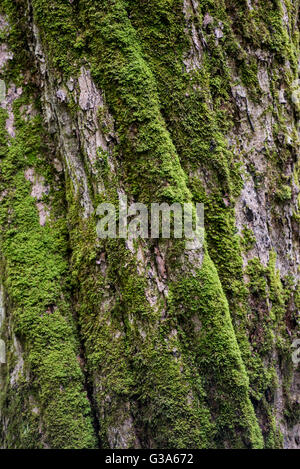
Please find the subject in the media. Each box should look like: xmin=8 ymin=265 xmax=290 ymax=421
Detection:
xmin=169 ymin=252 xmax=263 ymax=448
xmin=0 ymin=92 xmax=97 ymax=448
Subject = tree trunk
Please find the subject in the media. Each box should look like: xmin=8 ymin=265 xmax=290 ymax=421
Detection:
xmin=0 ymin=0 xmax=299 ymax=449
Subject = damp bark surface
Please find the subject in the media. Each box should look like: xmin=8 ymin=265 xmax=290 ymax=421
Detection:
xmin=0 ymin=0 xmax=299 ymax=449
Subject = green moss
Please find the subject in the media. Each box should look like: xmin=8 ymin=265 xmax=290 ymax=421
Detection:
xmin=240 ymin=226 xmax=256 ymax=252
xmin=239 ymin=58 xmax=260 ymax=98
xmin=1 ymin=0 xmax=298 ymax=449
xmin=225 ymin=0 xmax=298 ymax=69
xmin=0 ymin=379 xmax=43 ymax=449
xmin=246 ymin=258 xmax=268 ymax=299
xmin=169 ymin=252 xmax=263 ymax=448
xmin=0 ymin=1 xmax=33 ymax=84
xmin=275 ymin=184 xmax=292 ymax=202
xmin=66 ymin=203 xmax=215 ymax=448
xmin=0 ymin=90 xmax=97 ymax=448
xmin=31 ymin=0 xmax=79 ymax=75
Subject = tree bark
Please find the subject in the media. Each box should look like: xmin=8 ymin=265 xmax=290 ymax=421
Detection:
xmin=0 ymin=0 xmax=299 ymax=449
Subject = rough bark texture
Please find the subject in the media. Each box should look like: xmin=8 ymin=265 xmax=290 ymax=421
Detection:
xmin=0 ymin=0 xmax=299 ymax=449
